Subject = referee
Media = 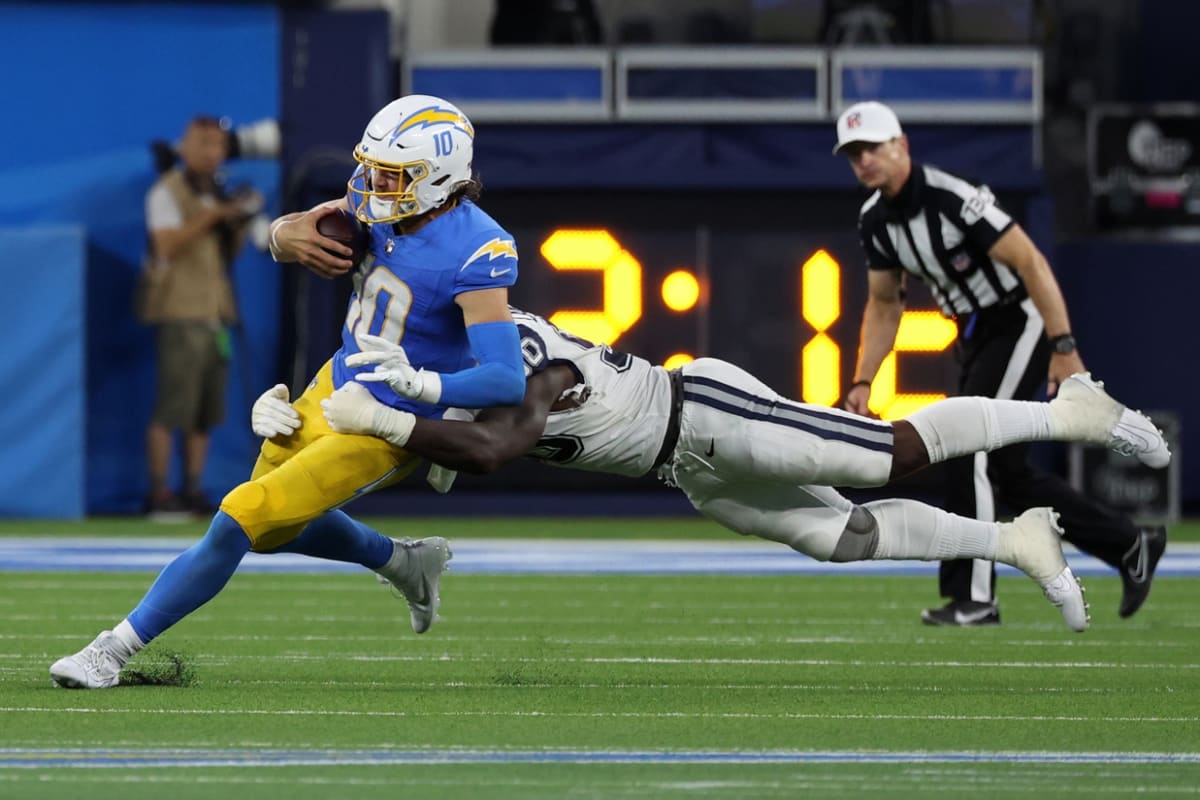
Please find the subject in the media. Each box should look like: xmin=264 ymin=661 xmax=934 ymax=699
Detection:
xmin=835 ymin=101 xmax=1166 ymax=625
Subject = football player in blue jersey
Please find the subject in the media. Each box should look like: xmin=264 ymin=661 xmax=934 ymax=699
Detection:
xmin=50 ymin=96 xmax=527 ymax=689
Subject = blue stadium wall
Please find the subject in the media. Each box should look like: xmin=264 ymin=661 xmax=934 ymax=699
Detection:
xmin=0 ymin=3 xmax=282 ymax=516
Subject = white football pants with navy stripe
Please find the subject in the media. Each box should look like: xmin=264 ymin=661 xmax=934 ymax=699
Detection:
xmin=662 ymin=358 xmax=894 ymax=560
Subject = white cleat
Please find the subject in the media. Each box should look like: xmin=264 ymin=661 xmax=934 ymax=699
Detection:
xmin=49 ymin=631 xmax=126 ymax=689
xmin=1051 ymin=372 xmax=1170 ymax=468
xmin=1000 ymin=508 xmax=1090 ymax=632
xmin=375 ymin=537 xmax=452 ymax=634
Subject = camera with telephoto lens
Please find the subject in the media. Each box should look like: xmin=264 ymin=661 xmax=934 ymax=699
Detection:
xmin=150 ymin=117 xmax=281 ymax=175
xmin=149 ymin=117 xmax=281 ymax=252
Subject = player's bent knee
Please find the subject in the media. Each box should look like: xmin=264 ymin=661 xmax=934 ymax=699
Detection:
xmin=219 ymin=481 xmax=305 ymax=551
xmin=827 ymin=505 xmax=880 ymax=562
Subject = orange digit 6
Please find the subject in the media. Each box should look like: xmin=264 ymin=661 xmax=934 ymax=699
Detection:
xmin=539 ymin=229 xmax=642 ymax=345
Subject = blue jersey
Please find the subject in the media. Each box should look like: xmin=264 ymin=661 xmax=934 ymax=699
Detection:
xmin=332 ymin=174 xmax=518 ymax=419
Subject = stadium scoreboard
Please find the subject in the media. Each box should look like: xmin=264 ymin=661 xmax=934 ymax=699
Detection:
xmin=508 ymin=224 xmax=959 ymax=421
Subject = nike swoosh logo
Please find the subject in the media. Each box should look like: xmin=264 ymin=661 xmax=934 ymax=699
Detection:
xmin=704 ymin=438 xmax=715 ymax=457
xmin=953 ymin=606 xmax=996 ymax=625
xmin=1126 ymin=531 xmax=1151 ymax=584
xmin=490 ymin=267 xmax=512 ymax=278
xmin=410 ymin=578 xmax=431 ymax=608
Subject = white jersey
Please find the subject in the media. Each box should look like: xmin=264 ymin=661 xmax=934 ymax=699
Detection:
xmin=512 ymin=309 xmax=674 ymax=477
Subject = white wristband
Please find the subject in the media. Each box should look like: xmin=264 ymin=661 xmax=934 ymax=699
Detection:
xmin=375 ymin=406 xmax=417 ymax=448
xmin=268 ymin=218 xmax=291 ymax=261
xmin=415 ymin=370 xmax=443 ymax=405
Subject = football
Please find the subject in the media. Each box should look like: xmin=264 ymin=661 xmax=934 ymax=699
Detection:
xmin=316 ymin=208 xmax=370 ymax=268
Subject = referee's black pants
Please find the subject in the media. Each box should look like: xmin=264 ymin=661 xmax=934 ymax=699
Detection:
xmin=940 ymin=299 xmax=1137 ymax=604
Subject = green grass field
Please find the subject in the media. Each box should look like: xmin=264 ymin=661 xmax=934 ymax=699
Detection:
xmin=1 ymin=517 xmax=1198 ymax=798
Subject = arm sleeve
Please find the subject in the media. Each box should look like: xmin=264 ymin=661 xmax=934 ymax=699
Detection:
xmin=436 ymin=320 xmax=526 ymax=407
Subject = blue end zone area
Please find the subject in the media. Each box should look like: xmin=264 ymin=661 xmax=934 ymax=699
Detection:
xmin=1 ymin=538 xmax=1196 ymax=577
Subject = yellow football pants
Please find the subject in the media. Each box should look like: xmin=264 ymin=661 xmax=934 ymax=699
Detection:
xmin=220 ymin=361 xmax=420 ymax=551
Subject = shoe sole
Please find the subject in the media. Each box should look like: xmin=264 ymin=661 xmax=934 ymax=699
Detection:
xmin=49 ymin=663 xmax=114 ymax=690
xmin=919 ymin=612 xmax=1000 ymax=627
xmin=145 ymin=511 xmax=193 ymax=524
xmin=50 ymin=672 xmax=84 ymax=689
xmin=1044 ymin=566 xmax=1090 ymax=633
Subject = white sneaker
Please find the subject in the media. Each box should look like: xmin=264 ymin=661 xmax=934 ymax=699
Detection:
xmin=999 ymin=508 xmax=1090 ymax=632
xmin=1051 ymin=373 xmax=1170 ymax=468
xmin=375 ymin=537 xmax=452 ymax=634
xmin=50 ymin=631 xmax=126 ymax=689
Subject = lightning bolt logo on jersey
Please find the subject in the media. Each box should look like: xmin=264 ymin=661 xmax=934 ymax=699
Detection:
xmin=512 ymin=309 xmax=674 ymax=477
xmin=335 ymin=169 xmax=519 ymax=419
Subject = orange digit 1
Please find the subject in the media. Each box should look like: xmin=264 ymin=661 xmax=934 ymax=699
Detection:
xmin=540 ymin=229 xmax=642 ymax=345
xmin=800 ymin=249 xmax=841 ymax=406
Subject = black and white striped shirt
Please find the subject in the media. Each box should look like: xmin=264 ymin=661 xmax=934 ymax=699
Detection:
xmin=857 ymin=163 xmax=1023 ymax=317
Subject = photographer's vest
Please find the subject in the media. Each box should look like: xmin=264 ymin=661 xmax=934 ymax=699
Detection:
xmin=137 ymin=169 xmax=237 ymax=325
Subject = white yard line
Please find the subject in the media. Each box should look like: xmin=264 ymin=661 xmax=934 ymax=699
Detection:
xmin=1 ymin=707 xmax=1197 ymax=724
xmin=0 ymin=746 xmax=1197 ymax=768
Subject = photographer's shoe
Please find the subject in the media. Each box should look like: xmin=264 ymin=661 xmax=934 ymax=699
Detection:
xmin=144 ymin=490 xmax=189 ymax=523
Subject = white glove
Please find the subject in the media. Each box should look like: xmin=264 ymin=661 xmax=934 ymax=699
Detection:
xmin=251 ymin=384 xmax=301 ymax=439
xmin=344 ymin=334 xmax=442 ymax=403
xmin=321 ymin=381 xmax=416 ymax=447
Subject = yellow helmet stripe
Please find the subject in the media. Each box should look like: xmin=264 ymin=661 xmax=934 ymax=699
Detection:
xmin=391 ymin=107 xmax=474 ymax=141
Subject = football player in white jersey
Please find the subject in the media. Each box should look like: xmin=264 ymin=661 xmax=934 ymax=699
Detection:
xmin=255 ymin=309 xmax=1171 ymax=632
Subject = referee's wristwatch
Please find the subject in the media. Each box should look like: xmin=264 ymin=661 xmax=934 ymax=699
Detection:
xmin=1048 ymin=333 xmax=1077 ymax=355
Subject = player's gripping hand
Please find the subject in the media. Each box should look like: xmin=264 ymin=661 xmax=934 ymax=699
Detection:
xmin=251 ymin=384 xmax=301 ymax=438
xmin=345 ymin=334 xmax=440 ymax=403
xmin=321 ymin=381 xmax=416 ymax=447
xmin=269 ymin=202 xmax=355 ymax=279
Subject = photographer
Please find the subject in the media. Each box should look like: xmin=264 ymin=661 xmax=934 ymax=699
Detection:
xmin=138 ymin=115 xmax=263 ymax=518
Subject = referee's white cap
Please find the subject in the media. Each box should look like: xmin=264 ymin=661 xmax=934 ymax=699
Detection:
xmin=833 ymin=101 xmax=903 ymax=155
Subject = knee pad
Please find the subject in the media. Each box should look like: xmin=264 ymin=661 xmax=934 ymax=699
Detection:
xmin=828 ymin=505 xmax=880 ymax=562
xmin=219 ymin=480 xmax=304 ymax=551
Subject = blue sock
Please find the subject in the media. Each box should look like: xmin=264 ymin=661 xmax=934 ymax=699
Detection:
xmin=265 ymin=510 xmax=394 ymax=569
xmin=126 ymin=511 xmax=251 ymax=644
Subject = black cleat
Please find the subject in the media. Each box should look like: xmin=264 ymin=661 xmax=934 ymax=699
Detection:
xmin=1119 ymin=526 xmax=1167 ymax=619
xmin=920 ymin=599 xmax=1000 ymax=627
